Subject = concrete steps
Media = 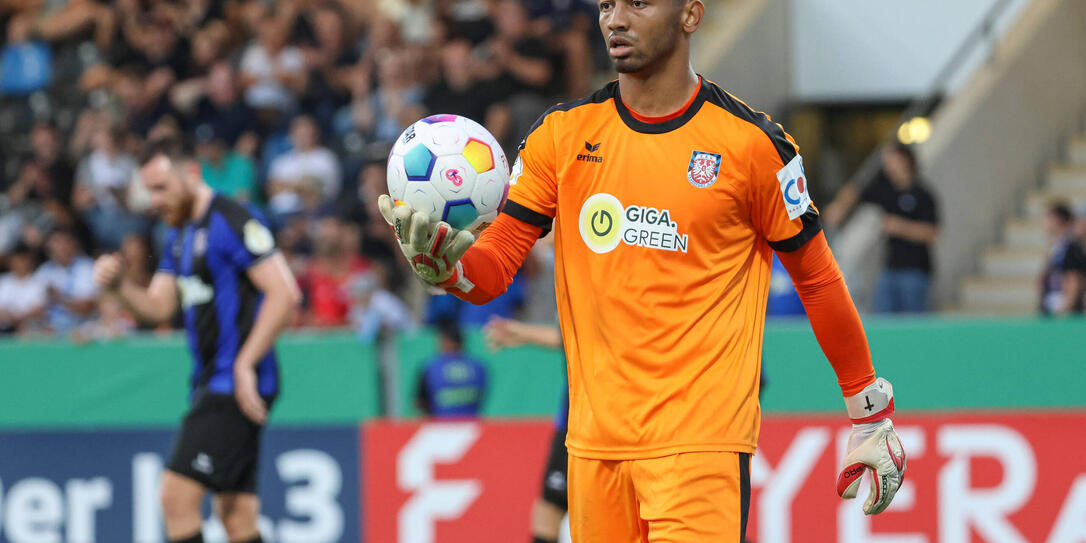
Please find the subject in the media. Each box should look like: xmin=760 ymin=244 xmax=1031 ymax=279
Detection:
xmin=1003 ymin=218 xmax=1046 ymax=248
xmin=980 ymin=246 xmax=1046 ymax=278
xmin=960 ymin=277 xmax=1037 ymax=310
xmin=1068 ymin=136 xmax=1086 ymax=166
xmin=955 ymin=131 xmax=1086 ymax=315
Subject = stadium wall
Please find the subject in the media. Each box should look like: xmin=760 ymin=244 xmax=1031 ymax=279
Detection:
xmin=0 ymin=317 xmax=1082 ymax=428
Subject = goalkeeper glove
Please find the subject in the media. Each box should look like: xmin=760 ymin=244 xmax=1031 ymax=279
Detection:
xmin=837 ymin=377 xmax=906 ymax=515
xmin=377 ymin=194 xmax=475 ymax=288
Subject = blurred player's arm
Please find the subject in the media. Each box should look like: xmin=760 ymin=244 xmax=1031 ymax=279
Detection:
xmin=484 ymin=316 xmax=562 ymax=351
xmin=93 ymin=253 xmax=179 ymax=324
xmin=236 ymin=253 xmax=301 ymax=368
xmin=234 ymin=253 xmax=302 ymax=422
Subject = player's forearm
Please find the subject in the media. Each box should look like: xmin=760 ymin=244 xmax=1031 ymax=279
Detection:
xmin=510 ymin=322 xmax=563 ymax=349
xmin=444 ymin=212 xmax=542 ymax=305
xmin=896 ymin=219 xmax=938 ymax=244
xmin=115 ymin=280 xmax=174 ymax=324
xmin=235 ymin=289 xmax=298 ymax=370
xmin=777 ymin=232 xmax=876 ymax=396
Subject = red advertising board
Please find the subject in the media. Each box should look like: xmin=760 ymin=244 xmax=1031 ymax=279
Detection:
xmin=363 ymin=419 xmax=553 ymax=543
xmin=749 ymin=411 xmax=1086 ymax=543
xmin=362 ymin=412 xmax=1086 ymax=543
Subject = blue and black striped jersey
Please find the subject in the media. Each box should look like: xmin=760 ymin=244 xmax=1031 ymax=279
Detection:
xmin=159 ymin=195 xmax=279 ymax=398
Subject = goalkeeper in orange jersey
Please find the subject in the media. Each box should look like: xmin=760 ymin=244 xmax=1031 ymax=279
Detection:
xmin=379 ymin=0 xmax=906 ymax=540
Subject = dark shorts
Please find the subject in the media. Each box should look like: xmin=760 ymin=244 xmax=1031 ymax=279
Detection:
xmin=166 ymin=391 xmax=273 ymax=494
xmin=540 ymin=428 xmax=569 ymax=510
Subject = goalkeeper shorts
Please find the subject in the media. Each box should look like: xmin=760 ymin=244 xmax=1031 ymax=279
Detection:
xmin=568 ymin=451 xmax=751 ymax=543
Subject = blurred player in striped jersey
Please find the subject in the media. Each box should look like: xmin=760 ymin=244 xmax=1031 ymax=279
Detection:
xmin=94 ymin=137 xmax=300 ymax=543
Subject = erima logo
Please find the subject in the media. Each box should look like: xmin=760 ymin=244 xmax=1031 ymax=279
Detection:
xmin=192 ymin=453 xmax=214 ymax=475
xmin=546 ymin=471 xmax=566 ymax=491
xmin=576 ymin=141 xmax=603 ymax=163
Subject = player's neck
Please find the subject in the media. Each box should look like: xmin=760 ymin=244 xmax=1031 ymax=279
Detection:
xmin=618 ymin=56 xmax=699 ymax=118
xmin=190 ymin=185 xmax=214 ymax=222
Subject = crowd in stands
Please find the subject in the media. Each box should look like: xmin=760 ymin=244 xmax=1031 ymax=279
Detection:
xmin=0 ymin=0 xmax=601 ymax=338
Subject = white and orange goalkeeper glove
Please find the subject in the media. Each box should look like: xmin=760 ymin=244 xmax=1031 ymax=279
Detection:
xmin=837 ymin=377 xmax=906 ymax=515
xmin=377 ymin=194 xmax=475 ymax=288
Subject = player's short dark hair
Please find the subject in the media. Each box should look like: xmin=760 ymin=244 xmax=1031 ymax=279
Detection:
xmin=1048 ymin=199 xmax=1074 ymax=223
xmin=139 ymin=134 xmax=191 ymax=168
xmin=436 ymin=318 xmax=464 ymax=348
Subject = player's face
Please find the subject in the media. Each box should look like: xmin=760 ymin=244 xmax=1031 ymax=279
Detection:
xmin=141 ymin=155 xmax=195 ymax=227
xmin=599 ymin=0 xmax=683 ymax=74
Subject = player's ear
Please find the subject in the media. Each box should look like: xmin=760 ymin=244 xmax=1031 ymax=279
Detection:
xmin=184 ymin=161 xmax=202 ymax=186
xmin=681 ymin=0 xmax=703 ymax=34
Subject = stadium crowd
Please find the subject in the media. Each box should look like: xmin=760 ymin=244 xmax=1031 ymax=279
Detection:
xmin=0 ymin=0 xmax=600 ymax=338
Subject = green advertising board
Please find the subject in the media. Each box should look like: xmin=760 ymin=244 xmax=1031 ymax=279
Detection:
xmin=0 ymin=317 xmax=1081 ymax=428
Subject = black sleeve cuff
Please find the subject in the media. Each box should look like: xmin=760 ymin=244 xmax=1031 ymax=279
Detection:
xmin=768 ymin=207 xmax=823 ymax=252
xmin=501 ymin=199 xmax=553 ymax=237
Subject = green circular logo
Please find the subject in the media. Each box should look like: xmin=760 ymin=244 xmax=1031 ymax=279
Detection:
xmin=578 ymin=193 xmax=623 ymax=254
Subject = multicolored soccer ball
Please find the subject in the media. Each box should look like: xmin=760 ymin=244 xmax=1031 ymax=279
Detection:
xmin=387 ymin=114 xmax=510 ymax=234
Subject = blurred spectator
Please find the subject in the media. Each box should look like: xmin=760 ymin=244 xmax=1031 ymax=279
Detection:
xmin=0 ymin=244 xmax=48 ymax=334
xmin=36 ymin=228 xmax=98 ymax=332
xmin=72 ymin=295 xmax=135 ymax=343
xmin=423 ymin=39 xmax=510 ymax=144
xmin=195 ymin=124 xmax=258 ymax=203
xmin=1039 ymin=200 xmax=1086 ymax=315
xmin=112 ymin=67 xmax=178 ymax=138
xmin=825 ymin=143 xmax=939 ymax=313
xmin=298 ymin=3 xmax=361 ymax=132
xmin=72 ymin=125 xmax=144 ymax=250
xmin=172 ymin=62 xmax=260 ymax=153
xmin=1 ymin=122 xmax=78 ymax=253
xmin=267 ymin=115 xmax=341 ymax=216
xmin=348 ymin=269 xmax=415 ymax=343
xmin=301 ymin=210 xmax=369 ymax=327
xmin=15 ymin=0 xmax=116 ymax=50
xmin=377 ymin=0 xmax=435 ymax=45
xmin=478 ymin=0 xmax=554 ymax=140
xmin=0 ymin=14 xmax=52 ymax=96
xmin=337 ymin=49 xmax=425 ymax=145
xmin=415 ymin=319 xmax=487 ymax=417
xmin=118 ymin=10 xmax=189 ymax=78
xmin=240 ymin=11 xmax=307 ymax=116
xmin=11 ymin=122 xmax=75 ymax=207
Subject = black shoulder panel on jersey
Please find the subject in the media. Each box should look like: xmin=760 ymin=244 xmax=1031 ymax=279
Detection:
xmin=702 ymin=81 xmax=798 ymax=165
xmin=518 ymin=83 xmax=615 ymax=151
xmin=210 ymin=194 xmax=256 ymax=234
xmin=501 ymin=199 xmax=553 ymax=237
xmin=768 ymin=207 xmax=823 ymax=252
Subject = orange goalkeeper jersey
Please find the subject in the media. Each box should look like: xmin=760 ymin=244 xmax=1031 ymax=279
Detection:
xmin=466 ymin=78 xmax=829 ymax=459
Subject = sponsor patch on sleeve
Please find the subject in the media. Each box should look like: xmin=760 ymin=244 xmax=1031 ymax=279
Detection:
xmin=776 ymin=155 xmax=811 ymax=220
xmin=243 ymin=219 xmax=275 ymax=255
xmin=509 ymin=155 xmax=524 ymax=186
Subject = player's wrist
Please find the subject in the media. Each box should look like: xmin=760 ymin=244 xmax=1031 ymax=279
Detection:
xmin=844 ymin=377 xmax=894 ymax=423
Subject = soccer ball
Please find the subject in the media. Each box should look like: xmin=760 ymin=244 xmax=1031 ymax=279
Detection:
xmin=387 ymin=114 xmax=510 ymax=235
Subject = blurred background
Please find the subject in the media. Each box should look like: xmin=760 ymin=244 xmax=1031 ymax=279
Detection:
xmin=0 ymin=0 xmax=1084 ymax=541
